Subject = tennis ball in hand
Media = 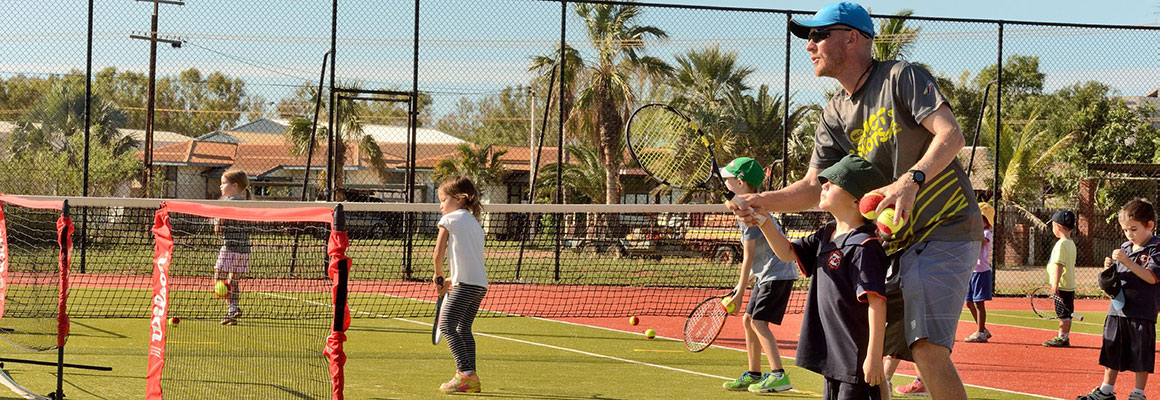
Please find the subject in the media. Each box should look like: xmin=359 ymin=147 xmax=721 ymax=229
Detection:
xmin=876 ymin=208 xmax=906 ymax=236
xmin=214 ymin=280 xmax=230 ymax=298
xmin=721 ymin=296 xmax=736 ymax=313
xmin=628 ymin=316 xmax=639 ymax=326
xmin=167 ymin=317 xmax=180 ymax=326
xmin=859 ymin=192 xmax=886 ymax=220
xmin=644 ymin=329 xmax=656 ymax=339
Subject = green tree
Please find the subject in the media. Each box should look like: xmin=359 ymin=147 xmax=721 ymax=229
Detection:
xmin=724 ymin=86 xmax=814 ymax=189
xmin=570 ymin=3 xmax=672 ymax=204
xmin=435 ymin=86 xmax=544 ymax=147
xmin=432 ymin=143 xmax=510 ymax=188
xmin=978 ymin=106 xmax=1076 ymax=206
xmin=284 ymin=84 xmax=392 ymax=199
xmin=534 ymin=144 xmax=605 ymax=204
xmin=0 ymin=79 xmax=138 ymax=196
xmin=92 ymin=67 xmax=261 ymax=136
xmin=872 ymin=9 xmax=921 ymax=61
xmin=670 ymin=45 xmax=753 ymax=110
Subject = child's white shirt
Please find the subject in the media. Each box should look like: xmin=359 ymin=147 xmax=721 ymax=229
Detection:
xmin=438 ymin=208 xmax=488 ymax=288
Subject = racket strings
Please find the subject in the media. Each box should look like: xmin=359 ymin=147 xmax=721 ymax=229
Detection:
xmin=684 ymin=300 xmax=727 ymax=351
xmin=629 ymin=106 xmax=713 ymax=187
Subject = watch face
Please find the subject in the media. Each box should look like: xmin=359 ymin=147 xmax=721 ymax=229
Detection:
xmin=911 ymin=170 xmax=925 ymax=183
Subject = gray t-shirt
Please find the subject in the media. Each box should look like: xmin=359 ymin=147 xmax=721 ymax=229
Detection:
xmin=740 ymin=215 xmax=798 ymax=282
xmin=809 ymin=60 xmax=984 ymax=254
xmin=220 ymin=194 xmax=250 ymax=254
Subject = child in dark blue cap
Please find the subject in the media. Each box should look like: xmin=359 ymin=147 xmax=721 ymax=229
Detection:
xmin=751 ymin=154 xmax=889 ymax=399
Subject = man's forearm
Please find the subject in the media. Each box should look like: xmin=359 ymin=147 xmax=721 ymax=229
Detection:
xmin=750 ymin=171 xmax=822 ymax=213
xmin=912 ymin=105 xmax=966 ymax=179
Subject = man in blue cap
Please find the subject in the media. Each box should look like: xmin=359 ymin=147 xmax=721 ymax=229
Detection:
xmin=729 ymin=2 xmax=983 ymax=399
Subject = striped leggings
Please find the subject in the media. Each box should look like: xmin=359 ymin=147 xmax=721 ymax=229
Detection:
xmin=439 ymin=283 xmax=487 ymax=372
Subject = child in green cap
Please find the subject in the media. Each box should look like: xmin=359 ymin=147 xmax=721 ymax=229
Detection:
xmin=750 ymin=154 xmax=890 ymax=399
xmin=718 ymin=157 xmax=800 ymax=393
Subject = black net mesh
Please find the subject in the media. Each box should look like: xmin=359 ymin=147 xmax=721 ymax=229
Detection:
xmin=156 ymin=206 xmax=334 ymax=400
xmin=0 ymin=201 xmax=64 ymax=352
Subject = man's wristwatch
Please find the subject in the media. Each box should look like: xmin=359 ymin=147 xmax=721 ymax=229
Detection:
xmin=906 ymin=169 xmax=926 ymax=185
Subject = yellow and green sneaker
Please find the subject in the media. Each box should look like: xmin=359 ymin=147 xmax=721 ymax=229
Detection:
xmin=722 ymin=372 xmax=761 ymax=391
xmin=748 ymin=371 xmax=792 ymax=393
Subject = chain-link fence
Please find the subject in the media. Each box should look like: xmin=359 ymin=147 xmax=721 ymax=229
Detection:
xmin=1 ymin=0 xmax=1158 ymax=295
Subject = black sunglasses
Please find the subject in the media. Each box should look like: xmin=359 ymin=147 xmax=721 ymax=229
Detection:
xmin=808 ymin=28 xmax=855 ymax=43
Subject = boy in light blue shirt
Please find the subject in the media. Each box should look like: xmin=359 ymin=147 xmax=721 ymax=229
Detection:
xmin=719 ymin=157 xmax=800 ymax=394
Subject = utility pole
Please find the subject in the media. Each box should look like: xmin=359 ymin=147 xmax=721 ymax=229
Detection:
xmin=130 ymin=0 xmax=183 ymax=197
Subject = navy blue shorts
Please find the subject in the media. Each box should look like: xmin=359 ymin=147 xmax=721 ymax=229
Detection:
xmin=1099 ymin=315 xmax=1156 ymax=373
xmin=1055 ymin=290 xmax=1076 ymax=320
xmin=964 ymin=270 xmax=993 ymax=302
xmin=746 ymin=279 xmax=794 ymax=325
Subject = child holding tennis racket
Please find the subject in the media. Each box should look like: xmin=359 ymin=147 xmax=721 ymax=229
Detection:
xmin=718 ymin=157 xmax=799 ymax=394
xmin=214 ymin=169 xmax=250 ymax=326
xmin=432 ymin=176 xmax=488 ymax=394
xmin=751 ymin=155 xmax=889 ymax=399
xmin=1042 ymin=209 xmax=1077 ymax=347
xmin=1076 ymin=199 xmax=1160 ymax=400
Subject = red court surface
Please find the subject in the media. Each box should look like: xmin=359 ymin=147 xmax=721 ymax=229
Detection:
xmin=558 ymin=297 xmax=1160 ymax=399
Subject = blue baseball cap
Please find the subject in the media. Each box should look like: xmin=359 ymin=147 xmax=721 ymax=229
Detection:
xmin=789 ymin=2 xmax=875 ymax=40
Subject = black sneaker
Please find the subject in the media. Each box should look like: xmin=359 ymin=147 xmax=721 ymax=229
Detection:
xmin=1043 ymin=336 xmax=1070 ymax=347
xmin=1076 ymin=387 xmax=1116 ymax=400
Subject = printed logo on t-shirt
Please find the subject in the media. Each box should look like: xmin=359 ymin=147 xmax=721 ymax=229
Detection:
xmin=850 ymin=107 xmax=900 ymax=157
xmin=923 ymin=80 xmax=935 ymax=95
xmin=1136 ymin=252 xmax=1150 ymax=267
xmin=827 ymin=250 xmax=842 ymax=270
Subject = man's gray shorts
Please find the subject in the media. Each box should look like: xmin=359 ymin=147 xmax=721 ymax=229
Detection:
xmin=885 ymin=240 xmax=981 ymax=356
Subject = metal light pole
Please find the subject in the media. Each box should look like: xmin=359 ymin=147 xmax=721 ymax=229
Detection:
xmin=130 ymin=0 xmax=183 ymax=197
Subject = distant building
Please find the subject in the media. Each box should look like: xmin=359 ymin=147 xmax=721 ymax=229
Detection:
xmin=1114 ymin=86 xmax=1160 ymax=129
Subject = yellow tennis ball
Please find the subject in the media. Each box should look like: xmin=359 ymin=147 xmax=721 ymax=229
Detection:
xmin=876 ymin=208 xmax=906 ymax=235
xmin=721 ymin=296 xmax=736 ymax=313
xmin=167 ymin=317 xmax=180 ymax=325
xmin=628 ymin=316 xmax=639 ymax=326
xmin=644 ymin=329 xmax=656 ymax=339
xmin=214 ymin=281 xmax=230 ymax=298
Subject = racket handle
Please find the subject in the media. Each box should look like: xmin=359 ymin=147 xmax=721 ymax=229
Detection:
xmin=1072 ymin=313 xmax=1083 ymax=321
xmin=727 ymin=194 xmax=767 ymax=225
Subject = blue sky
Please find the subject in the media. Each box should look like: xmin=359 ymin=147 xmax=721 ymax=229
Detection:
xmin=669 ymin=1 xmax=1160 ymax=26
xmin=1 ymin=0 xmax=1158 ymax=124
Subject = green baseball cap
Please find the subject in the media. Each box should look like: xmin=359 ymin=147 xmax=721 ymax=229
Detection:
xmin=817 ymin=154 xmax=889 ymax=199
xmin=720 ymin=157 xmax=765 ymax=188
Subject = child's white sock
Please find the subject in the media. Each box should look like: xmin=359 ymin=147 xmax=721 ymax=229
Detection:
xmin=1060 ymin=332 xmax=1069 ymax=339
xmin=462 ymin=370 xmax=473 ymax=376
xmin=1099 ymin=383 xmax=1114 ymax=395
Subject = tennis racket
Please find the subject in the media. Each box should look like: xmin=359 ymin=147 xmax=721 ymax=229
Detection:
xmin=432 ymin=276 xmax=446 ymax=345
xmin=682 ymin=289 xmax=737 ymax=352
xmin=1029 ymin=287 xmax=1083 ymax=321
xmin=625 ymin=104 xmax=764 ymax=223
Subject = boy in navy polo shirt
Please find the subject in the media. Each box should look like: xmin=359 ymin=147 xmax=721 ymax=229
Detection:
xmin=752 ymin=154 xmax=889 ymax=399
xmin=1077 ymin=199 xmax=1160 ymax=400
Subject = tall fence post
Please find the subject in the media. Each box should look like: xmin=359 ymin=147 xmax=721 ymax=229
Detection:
xmin=554 ymin=0 xmax=567 ymax=282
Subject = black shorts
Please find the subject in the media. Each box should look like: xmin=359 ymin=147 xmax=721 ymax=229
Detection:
xmin=823 ymin=376 xmax=882 ymax=400
xmin=746 ymin=279 xmax=794 ymax=325
xmin=883 ymin=277 xmax=914 ymax=362
xmin=1055 ymin=290 xmax=1076 ymax=320
xmin=1099 ymin=315 xmax=1156 ymax=373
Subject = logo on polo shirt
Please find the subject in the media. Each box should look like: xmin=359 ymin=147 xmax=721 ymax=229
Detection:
xmin=1136 ymin=252 xmax=1150 ymax=266
xmin=827 ymin=250 xmax=842 ymax=270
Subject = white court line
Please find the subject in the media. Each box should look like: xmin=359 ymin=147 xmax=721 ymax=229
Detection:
xmin=261 ymin=291 xmax=1056 ymax=399
xmin=539 ymin=317 xmax=1060 ymax=400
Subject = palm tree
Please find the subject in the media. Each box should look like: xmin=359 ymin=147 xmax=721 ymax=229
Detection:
xmin=724 ymin=86 xmax=814 ymax=189
xmin=670 ymin=45 xmax=754 ymax=112
xmin=285 ymin=84 xmax=391 ymax=201
xmin=432 ymin=143 xmax=510 ymax=190
xmin=570 ymin=3 xmax=672 ymax=204
xmin=873 ymin=9 xmax=922 ymax=61
xmin=534 ymin=144 xmax=604 ymax=204
xmin=979 ymin=106 xmax=1076 ymax=207
xmin=529 ymin=44 xmax=583 ymax=134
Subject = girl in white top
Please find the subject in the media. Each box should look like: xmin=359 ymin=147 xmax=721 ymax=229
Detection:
xmin=432 ymin=176 xmax=488 ymax=394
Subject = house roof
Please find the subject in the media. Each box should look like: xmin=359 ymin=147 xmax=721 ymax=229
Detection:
xmin=215 ymin=118 xmax=467 ymax=145
xmin=118 ymin=128 xmax=190 ymax=148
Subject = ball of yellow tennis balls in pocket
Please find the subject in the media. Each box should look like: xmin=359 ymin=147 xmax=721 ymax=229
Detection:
xmin=721 ymin=296 xmax=736 ymax=313
xmin=644 ymin=329 xmax=656 ymax=339
xmin=628 ymin=316 xmax=639 ymax=326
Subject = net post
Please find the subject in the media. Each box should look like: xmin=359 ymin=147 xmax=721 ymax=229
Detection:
xmin=54 ymin=199 xmax=69 ymax=400
xmin=332 ymin=205 xmax=347 ymax=331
